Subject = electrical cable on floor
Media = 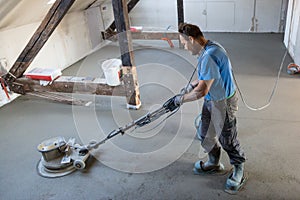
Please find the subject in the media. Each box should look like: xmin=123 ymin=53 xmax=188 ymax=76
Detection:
xmin=236 ymin=0 xmax=295 ymax=111
xmin=233 ymin=49 xmax=288 ymax=111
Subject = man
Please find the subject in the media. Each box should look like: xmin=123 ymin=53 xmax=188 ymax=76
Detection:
xmin=172 ymin=23 xmax=246 ymax=194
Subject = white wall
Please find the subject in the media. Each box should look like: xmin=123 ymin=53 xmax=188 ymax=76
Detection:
xmin=0 ymin=23 xmax=37 ymax=72
xmin=0 ymin=7 xmax=104 ymax=73
xmin=284 ymin=0 xmax=300 ymax=64
xmin=130 ymin=0 xmax=286 ymax=32
xmin=184 ymin=0 xmax=254 ymax=32
xmin=99 ymin=1 xmax=115 ymax=30
xmin=129 ymin=0 xmax=178 ymax=31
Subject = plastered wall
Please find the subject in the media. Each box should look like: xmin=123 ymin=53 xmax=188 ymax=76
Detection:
xmin=0 ymin=7 xmax=104 ymax=73
xmin=130 ymin=0 xmax=287 ymax=33
xmin=284 ymin=0 xmax=300 ymax=64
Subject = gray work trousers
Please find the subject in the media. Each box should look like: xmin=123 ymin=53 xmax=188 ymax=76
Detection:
xmin=199 ymin=92 xmax=246 ymax=165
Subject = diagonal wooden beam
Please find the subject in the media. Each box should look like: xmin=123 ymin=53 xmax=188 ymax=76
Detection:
xmin=4 ymin=0 xmax=75 ymax=84
xmin=103 ymin=0 xmax=140 ymax=39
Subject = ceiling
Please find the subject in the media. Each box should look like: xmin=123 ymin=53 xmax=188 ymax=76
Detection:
xmin=0 ymin=0 xmax=107 ymax=30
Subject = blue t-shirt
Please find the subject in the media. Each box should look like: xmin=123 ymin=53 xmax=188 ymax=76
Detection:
xmin=197 ymin=40 xmax=236 ymax=101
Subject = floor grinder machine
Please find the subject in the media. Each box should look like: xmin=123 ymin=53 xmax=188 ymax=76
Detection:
xmin=36 ymin=95 xmax=181 ymax=178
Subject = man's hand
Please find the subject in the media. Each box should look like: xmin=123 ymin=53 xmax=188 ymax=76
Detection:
xmin=164 ymin=95 xmax=184 ymax=112
xmin=180 ymin=83 xmax=195 ymax=94
xmin=181 ymin=80 xmax=213 ymax=103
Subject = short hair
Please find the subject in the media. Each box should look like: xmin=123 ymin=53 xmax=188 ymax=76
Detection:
xmin=178 ymin=23 xmax=204 ymax=39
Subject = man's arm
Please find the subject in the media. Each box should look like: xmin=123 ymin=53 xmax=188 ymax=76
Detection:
xmin=182 ymin=79 xmax=214 ymax=103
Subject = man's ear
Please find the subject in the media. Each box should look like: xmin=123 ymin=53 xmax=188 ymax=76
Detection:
xmin=188 ymin=36 xmax=194 ymax=44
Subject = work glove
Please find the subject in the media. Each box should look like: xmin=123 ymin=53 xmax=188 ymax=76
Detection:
xmin=164 ymin=94 xmax=184 ymax=112
xmin=180 ymin=83 xmax=195 ymax=94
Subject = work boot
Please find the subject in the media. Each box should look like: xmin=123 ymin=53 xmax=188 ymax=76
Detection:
xmin=206 ymin=147 xmax=221 ymax=167
xmin=194 ymin=147 xmax=225 ymax=174
xmin=232 ymin=163 xmax=244 ymax=183
xmin=225 ymin=163 xmax=246 ymax=194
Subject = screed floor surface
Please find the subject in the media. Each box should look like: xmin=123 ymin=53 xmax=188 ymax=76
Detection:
xmin=1 ymin=33 xmax=300 ymax=200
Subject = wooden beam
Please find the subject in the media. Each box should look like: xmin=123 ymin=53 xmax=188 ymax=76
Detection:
xmin=4 ymin=0 xmax=75 ymax=84
xmin=177 ymin=0 xmax=184 ymax=48
xmin=11 ymin=76 xmax=126 ymax=96
xmin=112 ymin=0 xmax=141 ymax=108
xmin=108 ymin=32 xmax=179 ymax=41
xmin=131 ymin=32 xmax=178 ymax=40
xmin=177 ymin=0 xmax=184 ymax=25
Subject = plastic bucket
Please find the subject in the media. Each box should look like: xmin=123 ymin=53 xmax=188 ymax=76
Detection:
xmin=101 ymin=59 xmax=122 ymax=86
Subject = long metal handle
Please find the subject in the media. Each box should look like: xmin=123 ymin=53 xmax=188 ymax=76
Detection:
xmin=81 ymin=106 xmax=170 ymax=153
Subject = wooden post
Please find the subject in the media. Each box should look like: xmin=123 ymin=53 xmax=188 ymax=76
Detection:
xmin=4 ymin=0 xmax=75 ymax=84
xmin=177 ymin=0 xmax=184 ymax=48
xmin=112 ymin=0 xmax=141 ymax=109
xmin=177 ymin=0 xmax=184 ymax=25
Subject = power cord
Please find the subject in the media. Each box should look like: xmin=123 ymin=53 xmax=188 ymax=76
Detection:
xmin=233 ymin=49 xmax=288 ymax=111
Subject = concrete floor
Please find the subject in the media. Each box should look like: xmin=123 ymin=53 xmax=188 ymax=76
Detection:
xmin=1 ymin=33 xmax=300 ymax=200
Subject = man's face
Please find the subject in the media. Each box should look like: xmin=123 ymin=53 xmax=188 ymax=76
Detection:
xmin=179 ymin=35 xmax=199 ymax=55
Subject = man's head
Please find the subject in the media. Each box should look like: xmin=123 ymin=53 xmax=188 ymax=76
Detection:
xmin=178 ymin=23 xmax=206 ymax=55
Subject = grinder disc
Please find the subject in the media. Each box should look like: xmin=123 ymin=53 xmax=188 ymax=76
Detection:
xmin=36 ymin=159 xmax=76 ymax=178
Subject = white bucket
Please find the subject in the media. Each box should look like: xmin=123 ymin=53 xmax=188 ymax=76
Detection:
xmin=101 ymin=59 xmax=122 ymax=86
